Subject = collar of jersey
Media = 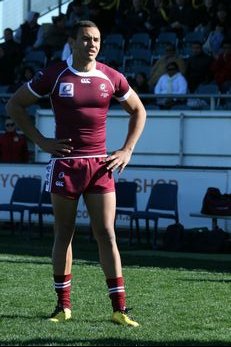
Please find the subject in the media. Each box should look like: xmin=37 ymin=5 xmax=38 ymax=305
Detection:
xmin=67 ymin=55 xmax=96 ymax=76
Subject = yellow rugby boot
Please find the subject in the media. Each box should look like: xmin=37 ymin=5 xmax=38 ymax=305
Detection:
xmin=112 ymin=310 xmax=139 ymax=327
xmin=48 ymin=306 xmax=72 ymax=322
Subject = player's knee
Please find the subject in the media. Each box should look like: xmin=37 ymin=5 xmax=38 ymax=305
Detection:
xmin=94 ymin=227 xmax=116 ymax=245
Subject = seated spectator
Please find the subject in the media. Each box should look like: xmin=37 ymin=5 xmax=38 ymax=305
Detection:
xmin=42 ymin=13 xmax=68 ymax=62
xmin=186 ymin=41 xmax=213 ymax=92
xmin=154 ymin=61 xmax=188 ymax=108
xmin=0 ymin=26 xmax=24 ymax=86
xmin=1 ymin=27 xmax=23 ymax=67
xmin=145 ymin=0 xmax=173 ymax=37
xmin=148 ymin=42 xmax=186 ymax=90
xmin=210 ymin=3 xmax=231 ymax=38
xmin=65 ymin=0 xmax=90 ymax=28
xmin=203 ymin=24 xmax=225 ymax=57
xmin=7 ymin=65 xmax=35 ymax=93
xmin=14 ymin=11 xmax=40 ymax=54
xmin=118 ymin=0 xmax=150 ymax=39
xmin=0 ymin=117 xmax=29 ymax=163
xmin=210 ymin=40 xmax=231 ymax=92
xmin=0 ymin=46 xmax=16 ymax=86
xmin=168 ymin=0 xmax=197 ymax=40
xmin=132 ymin=72 xmax=150 ymax=94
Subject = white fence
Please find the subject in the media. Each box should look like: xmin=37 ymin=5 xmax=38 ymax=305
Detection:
xmin=35 ymin=108 xmax=231 ymax=167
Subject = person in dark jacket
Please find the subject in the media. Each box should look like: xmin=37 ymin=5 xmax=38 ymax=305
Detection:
xmin=0 ymin=117 xmax=29 ymax=163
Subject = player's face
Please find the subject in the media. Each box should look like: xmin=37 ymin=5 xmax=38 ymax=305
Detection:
xmin=74 ymin=27 xmax=101 ymax=62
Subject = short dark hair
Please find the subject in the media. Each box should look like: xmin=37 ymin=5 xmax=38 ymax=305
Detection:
xmin=70 ymin=20 xmax=99 ymax=39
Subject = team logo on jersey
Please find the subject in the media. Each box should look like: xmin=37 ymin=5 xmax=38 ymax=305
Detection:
xmin=81 ymin=78 xmax=91 ymax=84
xmin=99 ymin=83 xmax=109 ymax=97
xmin=59 ymin=83 xmax=74 ymax=97
xmin=99 ymin=83 xmax=107 ymax=91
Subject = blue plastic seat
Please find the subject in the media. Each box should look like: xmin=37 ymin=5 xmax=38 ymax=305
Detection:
xmin=0 ymin=177 xmax=42 ymax=234
xmin=129 ymin=32 xmax=151 ymax=50
xmin=156 ymin=32 xmax=178 ymax=46
xmin=130 ymin=183 xmax=179 ymax=249
xmin=115 ymin=181 xmax=139 ymax=243
xmin=103 ymin=33 xmax=125 ymax=50
xmin=28 ymin=182 xmax=53 ymax=238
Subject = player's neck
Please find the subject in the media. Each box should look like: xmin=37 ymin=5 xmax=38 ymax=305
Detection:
xmin=72 ymin=59 xmax=96 ymax=72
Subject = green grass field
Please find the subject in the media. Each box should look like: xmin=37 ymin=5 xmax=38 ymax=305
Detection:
xmin=0 ymin=226 xmax=231 ymax=346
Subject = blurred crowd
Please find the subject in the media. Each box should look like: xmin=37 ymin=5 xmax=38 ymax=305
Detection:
xmin=0 ymin=0 xmax=230 ymax=97
xmin=0 ymin=0 xmax=231 ymax=162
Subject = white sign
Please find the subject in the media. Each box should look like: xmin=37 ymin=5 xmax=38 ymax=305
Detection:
xmin=0 ymin=164 xmax=230 ymax=232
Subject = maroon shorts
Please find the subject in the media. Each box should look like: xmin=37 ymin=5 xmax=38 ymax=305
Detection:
xmin=45 ymin=157 xmax=115 ymax=199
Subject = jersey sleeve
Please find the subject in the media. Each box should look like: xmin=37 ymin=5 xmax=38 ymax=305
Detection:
xmin=27 ymin=68 xmax=53 ymax=98
xmin=113 ymin=71 xmax=131 ymax=101
xmin=27 ymin=62 xmax=67 ymax=98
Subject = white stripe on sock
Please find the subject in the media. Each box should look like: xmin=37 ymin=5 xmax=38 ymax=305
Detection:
xmin=109 ymin=286 xmax=125 ymax=294
xmin=54 ymin=280 xmax=71 ymax=289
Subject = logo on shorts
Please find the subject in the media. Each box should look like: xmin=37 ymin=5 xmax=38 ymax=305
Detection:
xmin=59 ymin=83 xmax=74 ymax=97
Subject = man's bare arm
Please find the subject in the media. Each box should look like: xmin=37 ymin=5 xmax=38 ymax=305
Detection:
xmin=104 ymin=88 xmax=146 ymax=173
xmin=6 ymin=85 xmax=73 ymax=157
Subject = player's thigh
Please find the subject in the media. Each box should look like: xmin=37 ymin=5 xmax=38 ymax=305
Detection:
xmin=84 ymin=192 xmax=116 ymax=231
xmin=51 ymin=193 xmax=78 ymax=228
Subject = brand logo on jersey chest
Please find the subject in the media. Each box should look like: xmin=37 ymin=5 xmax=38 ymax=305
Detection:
xmin=81 ymin=78 xmax=91 ymax=84
xmin=59 ymin=83 xmax=74 ymax=97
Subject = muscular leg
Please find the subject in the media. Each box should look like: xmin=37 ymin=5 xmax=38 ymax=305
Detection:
xmin=84 ymin=192 xmax=122 ymax=278
xmin=51 ymin=193 xmax=78 ymax=275
xmin=48 ymin=193 xmax=78 ymax=315
xmin=84 ymin=192 xmax=140 ymax=327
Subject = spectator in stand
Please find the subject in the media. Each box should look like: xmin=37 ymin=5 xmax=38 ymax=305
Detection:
xmin=190 ymin=0 xmax=209 ymax=29
xmin=118 ymin=0 xmax=150 ymax=39
xmin=0 ymin=117 xmax=29 ymax=163
xmin=203 ymin=0 xmax=218 ymax=30
xmin=132 ymin=72 xmax=150 ymax=94
xmin=7 ymin=65 xmax=35 ymax=93
xmin=0 ymin=28 xmax=23 ymax=86
xmin=148 ymin=42 xmax=186 ymax=90
xmin=210 ymin=3 xmax=231 ymax=39
xmin=88 ymin=0 xmax=121 ymax=35
xmin=210 ymin=40 xmax=231 ymax=92
xmin=154 ymin=61 xmax=188 ymax=108
xmin=186 ymin=41 xmax=213 ymax=92
xmin=0 ymin=27 xmax=24 ymax=86
xmin=65 ymin=0 xmax=90 ymax=28
xmin=168 ymin=0 xmax=197 ymax=40
xmin=0 ymin=46 xmax=16 ymax=86
xmin=14 ymin=11 xmax=40 ymax=54
xmin=145 ymin=0 xmax=173 ymax=37
xmin=193 ymin=0 xmax=217 ymax=38
xmin=203 ymin=24 xmax=225 ymax=57
xmin=1 ymin=28 xmax=23 ymax=68
xmin=42 ymin=13 xmax=69 ymax=64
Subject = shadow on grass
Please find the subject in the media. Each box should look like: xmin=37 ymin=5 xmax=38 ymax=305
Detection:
xmin=0 ymin=337 xmax=230 ymax=346
xmin=0 ymin=226 xmax=231 ymax=273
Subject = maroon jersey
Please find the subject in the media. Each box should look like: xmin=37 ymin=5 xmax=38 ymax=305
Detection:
xmin=28 ymin=56 xmax=131 ymax=157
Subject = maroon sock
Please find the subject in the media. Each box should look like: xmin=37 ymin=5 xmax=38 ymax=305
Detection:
xmin=106 ymin=277 xmax=126 ymax=312
xmin=53 ymin=274 xmax=72 ymax=309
